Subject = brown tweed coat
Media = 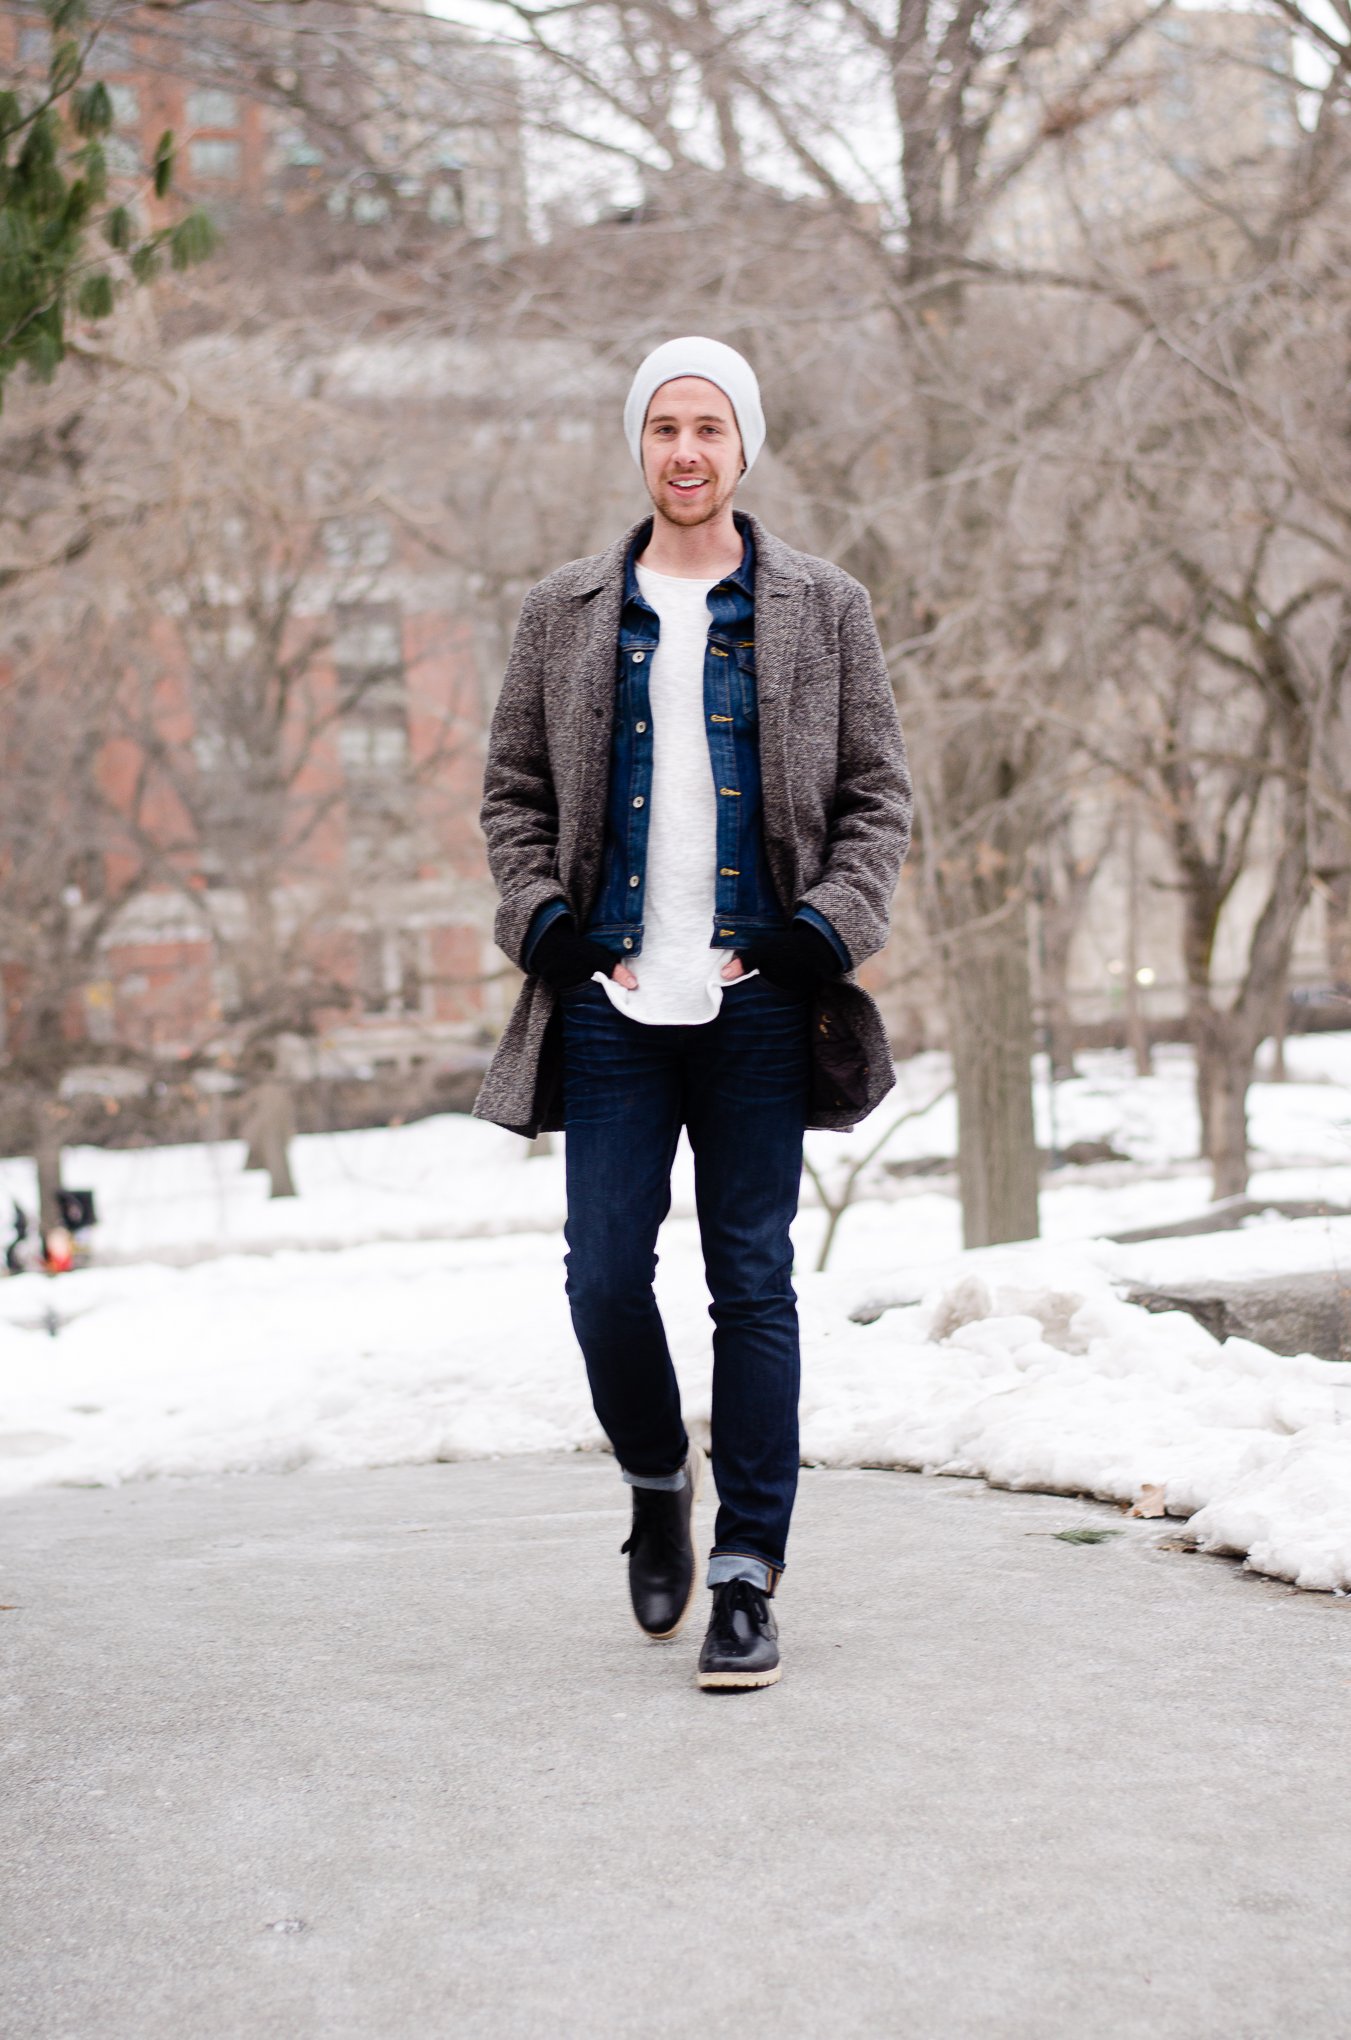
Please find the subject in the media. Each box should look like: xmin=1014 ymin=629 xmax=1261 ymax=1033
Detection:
xmin=473 ymin=512 xmax=912 ymax=1138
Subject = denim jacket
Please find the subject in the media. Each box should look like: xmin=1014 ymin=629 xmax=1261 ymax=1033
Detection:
xmin=524 ymin=514 xmax=848 ymax=971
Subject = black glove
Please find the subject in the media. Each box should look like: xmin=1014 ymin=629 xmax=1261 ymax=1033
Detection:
xmin=530 ymin=915 xmax=616 ymax=991
xmin=737 ymin=922 xmax=842 ymax=1000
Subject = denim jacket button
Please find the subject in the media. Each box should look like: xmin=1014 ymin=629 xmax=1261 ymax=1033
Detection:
xmin=622 ymin=937 xmax=634 ymax=949
xmin=632 ymin=652 xmax=645 ymax=663
xmin=635 ymin=721 xmax=647 ymax=733
xmin=629 ymin=874 xmax=640 ymax=888
xmin=632 ymin=796 xmax=644 ymax=808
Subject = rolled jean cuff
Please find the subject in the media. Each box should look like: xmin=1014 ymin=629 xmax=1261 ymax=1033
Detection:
xmin=623 ymin=1466 xmax=686 ymax=1492
xmin=707 ymin=1552 xmax=780 ymax=1595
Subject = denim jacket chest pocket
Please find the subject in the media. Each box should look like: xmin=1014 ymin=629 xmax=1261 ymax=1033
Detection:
xmin=709 ymin=636 xmax=758 ymax=726
xmin=733 ymin=640 xmax=758 ymax=725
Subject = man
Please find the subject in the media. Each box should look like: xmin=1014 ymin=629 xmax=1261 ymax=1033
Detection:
xmin=476 ymin=336 xmax=911 ymax=1690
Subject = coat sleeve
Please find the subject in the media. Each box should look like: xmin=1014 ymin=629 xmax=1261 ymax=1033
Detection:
xmin=795 ymin=583 xmax=912 ymax=969
xmin=479 ymin=585 xmax=569 ymax=971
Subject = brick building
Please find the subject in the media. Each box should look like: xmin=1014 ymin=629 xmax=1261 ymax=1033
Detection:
xmin=1 ymin=0 xmax=525 ymax=243
xmin=0 ymin=0 xmax=538 ymax=1123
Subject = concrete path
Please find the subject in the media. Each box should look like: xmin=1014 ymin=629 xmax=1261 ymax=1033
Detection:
xmin=3 ymin=1457 xmax=1348 ymax=2039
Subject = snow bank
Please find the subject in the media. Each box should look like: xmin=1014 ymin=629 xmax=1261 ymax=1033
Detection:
xmin=799 ymin=1255 xmax=1351 ymax=1593
xmin=3 ymin=1224 xmax=1350 ymax=1594
xmin=3 ymin=1036 xmax=1351 ymax=1594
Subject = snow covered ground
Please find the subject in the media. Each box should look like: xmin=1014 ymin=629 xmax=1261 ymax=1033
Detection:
xmin=2 ymin=1036 xmax=1350 ymax=1593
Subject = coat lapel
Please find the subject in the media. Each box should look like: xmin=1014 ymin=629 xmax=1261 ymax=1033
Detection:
xmin=749 ymin=517 xmax=810 ymax=914
xmin=559 ymin=522 xmax=641 ymax=909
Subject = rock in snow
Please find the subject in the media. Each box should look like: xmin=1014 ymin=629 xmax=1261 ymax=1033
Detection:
xmin=1124 ymin=1270 xmax=1351 ymax=1362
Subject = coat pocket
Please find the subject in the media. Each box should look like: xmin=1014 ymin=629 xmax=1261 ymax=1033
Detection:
xmin=808 ymin=987 xmax=870 ymax=1117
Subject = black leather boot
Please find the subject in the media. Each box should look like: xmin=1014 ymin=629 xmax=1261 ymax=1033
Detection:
xmin=697 ymin=1578 xmax=781 ymax=1690
xmin=621 ymin=1446 xmax=703 ymax=1640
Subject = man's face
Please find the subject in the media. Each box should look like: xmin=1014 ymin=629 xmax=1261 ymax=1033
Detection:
xmin=640 ymin=377 xmax=744 ymax=529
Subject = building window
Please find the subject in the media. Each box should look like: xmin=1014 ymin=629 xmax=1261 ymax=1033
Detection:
xmin=188 ymin=138 xmax=241 ymax=181
xmin=323 ymin=514 xmax=392 ymax=572
xmin=280 ymin=128 xmax=325 ymax=168
xmin=197 ymin=847 xmax=228 ymax=892
xmin=84 ymin=980 xmax=117 ymax=1044
xmin=69 ymin=849 xmax=106 ymax=902
xmin=334 ymin=608 xmax=401 ymax=673
xmin=428 ymin=178 xmax=463 ymax=226
xmin=188 ymin=87 xmax=238 ymax=128
xmin=335 ymin=605 xmax=412 ymax=864
xmin=213 ymin=959 xmax=242 ymax=1017
xmin=359 ymin=929 xmax=424 ymax=1015
xmin=109 ymin=84 xmax=139 ymax=126
xmin=467 ymin=168 xmax=502 ymax=236
xmin=94 ymin=31 xmax=133 ymax=70
xmin=18 ymin=24 xmax=48 ymax=63
xmin=105 ymin=133 xmax=140 ymax=177
xmin=338 ymin=722 xmax=409 ymax=773
xmin=192 ymin=729 xmax=251 ymax=778
xmin=348 ymin=823 xmax=417 ymax=879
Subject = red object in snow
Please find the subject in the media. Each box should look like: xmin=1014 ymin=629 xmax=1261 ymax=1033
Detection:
xmin=44 ymin=1227 xmax=75 ymax=1274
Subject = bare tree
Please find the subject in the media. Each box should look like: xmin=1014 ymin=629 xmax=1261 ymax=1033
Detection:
xmin=1082 ymin=482 xmax=1348 ymax=1197
xmin=436 ymin=0 xmax=1200 ymax=1246
xmin=88 ymin=348 xmax=478 ymax=1194
xmin=802 ymin=1083 xmax=952 ymax=1273
xmin=0 ymin=604 xmax=153 ymax=1231
xmin=1032 ymin=794 xmax=1123 ymax=1083
xmin=1052 ymin=7 xmax=1351 ymax=1195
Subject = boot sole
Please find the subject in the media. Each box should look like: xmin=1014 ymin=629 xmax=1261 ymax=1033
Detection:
xmin=633 ymin=1443 xmax=705 ymax=1643
xmin=697 ymin=1663 xmax=782 ymax=1691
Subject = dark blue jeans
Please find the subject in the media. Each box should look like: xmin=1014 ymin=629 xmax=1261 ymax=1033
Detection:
xmin=560 ymin=975 xmax=810 ymax=1575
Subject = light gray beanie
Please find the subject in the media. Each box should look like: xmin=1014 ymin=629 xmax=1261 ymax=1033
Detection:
xmin=623 ymin=336 xmax=766 ymax=473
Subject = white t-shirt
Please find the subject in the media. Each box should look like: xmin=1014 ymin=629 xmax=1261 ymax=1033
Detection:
xmin=598 ymin=564 xmax=743 ymax=1026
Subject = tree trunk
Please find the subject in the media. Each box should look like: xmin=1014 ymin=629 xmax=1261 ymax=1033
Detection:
xmin=1205 ymin=1044 xmax=1253 ymax=1201
xmin=946 ymin=905 xmax=1041 ymax=1247
xmin=1325 ymin=865 xmax=1351 ymax=983
xmin=1124 ymin=809 xmax=1152 ymax=1078
xmin=1193 ymin=1031 xmax=1216 ymax=1165
xmin=1267 ymin=989 xmax=1289 ymax=1082
xmin=33 ymin=1094 xmax=65 ymax=1237
xmin=249 ymin=1078 xmax=297 ymax=1199
xmin=1037 ymin=899 xmax=1079 ymax=1081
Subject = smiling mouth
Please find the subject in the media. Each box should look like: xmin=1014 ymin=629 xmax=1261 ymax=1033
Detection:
xmin=667 ymin=476 xmax=709 ymax=493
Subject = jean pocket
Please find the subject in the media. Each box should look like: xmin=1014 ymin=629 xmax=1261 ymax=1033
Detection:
xmin=742 ymin=972 xmax=807 ymax=1006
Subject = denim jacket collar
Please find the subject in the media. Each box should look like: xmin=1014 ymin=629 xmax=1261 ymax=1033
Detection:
xmin=556 ymin=510 xmax=800 ymax=603
xmin=621 ymin=511 xmax=756 ymax=613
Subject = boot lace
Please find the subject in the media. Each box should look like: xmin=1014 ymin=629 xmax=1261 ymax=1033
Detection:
xmin=712 ymin=1576 xmax=768 ymax=1641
